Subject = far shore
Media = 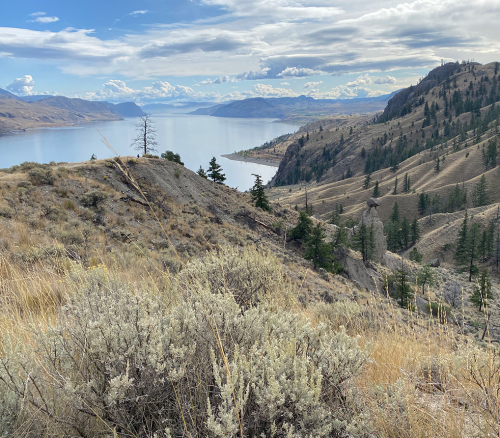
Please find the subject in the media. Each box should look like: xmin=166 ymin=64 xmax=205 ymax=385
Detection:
xmin=221 ymin=153 xmax=281 ymax=168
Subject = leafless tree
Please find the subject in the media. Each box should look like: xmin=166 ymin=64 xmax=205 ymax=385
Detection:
xmin=131 ymin=114 xmax=158 ymax=155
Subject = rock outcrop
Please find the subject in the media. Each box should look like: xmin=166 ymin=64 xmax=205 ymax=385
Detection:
xmin=360 ymin=199 xmax=387 ymax=264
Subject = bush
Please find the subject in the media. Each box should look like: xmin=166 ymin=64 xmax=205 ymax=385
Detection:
xmin=79 ymin=191 xmax=108 ymax=209
xmin=28 ymin=167 xmax=55 ymax=186
xmin=0 ymin=253 xmax=369 ymax=437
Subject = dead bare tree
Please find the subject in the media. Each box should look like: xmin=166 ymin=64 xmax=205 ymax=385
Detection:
xmin=131 ymin=114 xmax=158 ymax=155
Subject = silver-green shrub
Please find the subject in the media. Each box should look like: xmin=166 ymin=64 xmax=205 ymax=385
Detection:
xmin=0 ymin=250 xmax=370 ymax=437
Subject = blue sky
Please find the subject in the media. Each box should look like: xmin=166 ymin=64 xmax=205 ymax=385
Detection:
xmin=1 ymin=0 xmax=500 ymax=104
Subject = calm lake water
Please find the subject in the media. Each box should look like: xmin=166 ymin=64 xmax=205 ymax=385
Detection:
xmin=0 ymin=114 xmax=296 ymax=190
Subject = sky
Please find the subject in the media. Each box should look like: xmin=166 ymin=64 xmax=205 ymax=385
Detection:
xmin=1 ymin=0 xmax=500 ymax=104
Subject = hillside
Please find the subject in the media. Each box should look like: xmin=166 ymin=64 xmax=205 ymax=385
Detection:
xmin=189 ymin=93 xmax=396 ymax=122
xmin=0 ymin=91 xmax=144 ymax=133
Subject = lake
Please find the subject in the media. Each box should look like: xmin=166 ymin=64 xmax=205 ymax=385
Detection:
xmin=0 ymin=114 xmax=296 ymax=190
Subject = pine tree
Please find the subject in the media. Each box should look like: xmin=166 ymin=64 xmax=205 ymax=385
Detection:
xmin=472 ymin=174 xmax=488 ymax=207
xmin=372 ymin=180 xmax=380 ymax=198
xmin=207 ymin=157 xmax=226 ymax=184
xmin=305 ymin=223 xmax=334 ymax=270
xmin=390 ymin=202 xmax=400 ymax=223
xmin=403 ymin=173 xmax=411 ymax=193
xmin=250 ymin=174 xmax=271 ymax=212
xmin=197 ymin=166 xmax=208 ymax=179
xmin=454 ymin=212 xmax=469 ymax=265
xmin=465 ymin=222 xmax=481 ymax=282
xmin=409 ymin=247 xmax=423 ymax=263
xmin=288 ymin=211 xmax=313 ymax=242
xmin=411 ymin=217 xmax=420 ymax=244
xmin=394 ymin=267 xmax=413 ymax=308
xmin=435 ymin=158 xmax=440 ymax=172
xmin=401 ymin=217 xmax=410 ymax=249
xmin=131 ymin=114 xmax=158 ymax=155
xmin=363 ymin=173 xmax=372 ymax=190
xmin=417 ymin=265 xmax=435 ymax=293
xmin=392 ymin=177 xmax=398 ymax=195
xmin=470 ymin=269 xmax=494 ymax=311
xmin=418 ymin=192 xmax=429 ymax=215
xmin=352 ymin=222 xmax=374 ymax=263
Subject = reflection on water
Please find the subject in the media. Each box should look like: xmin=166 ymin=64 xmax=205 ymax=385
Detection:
xmin=0 ymin=114 xmax=296 ymax=190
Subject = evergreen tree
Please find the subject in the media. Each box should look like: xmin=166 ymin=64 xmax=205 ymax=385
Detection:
xmin=470 ymin=269 xmax=494 ymax=311
xmin=305 ymin=224 xmax=334 ymax=270
xmin=352 ymin=223 xmax=374 ymax=263
xmin=434 ymin=157 xmax=440 ymax=172
xmin=363 ymin=173 xmax=372 ymax=190
xmin=392 ymin=177 xmax=398 ymax=195
xmin=394 ymin=267 xmax=413 ymax=308
xmin=372 ymin=180 xmax=380 ymax=198
xmin=288 ymin=211 xmax=313 ymax=242
xmin=161 ymin=150 xmax=184 ymax=165
xmin=411 ymin=217 xmax=420 ymax=244
xmin=454 ymin=212 xmax=469 ymax=265
xmin=418 ymin=192 xmax=429 ymax=215
xmin=409 ymin=247 xmax=423 ymax=263
xmin=197 ymin=166 xmax=208 ymax=179
xmin=401 ymin=217 xmax=411 ymax=249
xmin=250 ymin=174 xmax=271 ymax=212
xmin=207 ymin=157 xmax=226 ymax=184
xmin=472 ymin=174 xmax=488 ymax=207
xmin=403 ymin=173 xmax=409 ymax=193
xmin=417 ymin=265 xmax=435 ymax=293
xmin=390 ymin=202 xmax=400 ymax=223
xmin=465 ymin=222 xmax=481 ymax=281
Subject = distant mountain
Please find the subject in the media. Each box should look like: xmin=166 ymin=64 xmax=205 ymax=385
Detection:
xmin=18 ymin=95 xmax=54 ymax=102
xmin=189 ymin=93 xmax=395 ymax=120
xmin=101 ymin=101 xmax=144 ymax=117
xmin=141 ymin=102 xmax=217 ymax=114
xmin=0 ymin=88 xmax=17 ymax=98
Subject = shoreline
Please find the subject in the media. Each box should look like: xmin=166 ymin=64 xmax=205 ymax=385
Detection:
xmin=221 ymin=153 xmax=281 ymax=168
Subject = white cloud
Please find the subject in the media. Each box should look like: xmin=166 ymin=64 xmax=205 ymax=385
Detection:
xmin=6 ymin=75 xmax=35 ymax=95
xmin=346 ymin=73 xmax=396 ymax=87
xmin=196 ymin=75 xmax=237 ymax=85
xmin=129 ymin=10 xmax=148 ymax=16
xmin=280 ymin=82 xmax=290 ymax=86
xmin=277 ymin=67 xmax=319 ymax=78
xmin=28 ymin=12 xmax=59 ymax=23
xmin=304 ymin=81 xmax=322 ymax=88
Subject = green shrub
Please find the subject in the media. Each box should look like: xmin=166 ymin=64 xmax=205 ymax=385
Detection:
xmin=28 ymin=168 xmax=55 ymax=186
xmin=0 ymin=253 xmax=369 ymax=437
xmin=79 ymin=191 xmax=108 ymax=209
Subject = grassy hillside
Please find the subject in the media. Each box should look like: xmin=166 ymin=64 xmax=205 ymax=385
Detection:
xmin=0 ymin=152 xmax=499 ymax=436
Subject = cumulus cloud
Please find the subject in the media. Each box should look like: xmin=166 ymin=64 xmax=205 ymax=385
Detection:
xmin=277 ymin=67 xmax=320 ymax=78
xmin=86 ymin=79 xmax=196 ymax=102
xmin=28 ymin=12 xmax=59 ymax=23
xmin=196 ymin=75 xmax=237 ymax=85
xmin=346 ymin=73 xmax=396 ymax=87
xmin=304 ymin=81 xmax=322 ymax=88
xmin=280 ymin=82 xmax=290 ymax=86
xmin=6 ymin=75 xmax=35 ymax=95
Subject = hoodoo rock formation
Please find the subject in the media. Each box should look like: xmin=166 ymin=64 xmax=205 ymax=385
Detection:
xmin=360 ymin=198 xmax=387 ymax=264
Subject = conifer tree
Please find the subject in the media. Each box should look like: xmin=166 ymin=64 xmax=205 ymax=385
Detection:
xmin=363 ymin=173 xmax=372 ymax=190
xmin=470 ymin=269 xmax=494 ymax=311
xmin=454 ymin=212 xmax=469 ymax=265
xmin=411 ymin=217 xmax=420 ymax=244
xmin=372 ymin=180 xmax=380 ymax=198
xmin=472 ymin=174 xmax=488 ymax=207
xmin=417 ymin=265 xmax=435 ymax=293
xmin=435 ymin=158 xmax=440 ymax=172
xmin=305 ymin=223 xmax=333 ymax=270
xmin=464 ymin=222 xmax=481 ymax=281
xmin=288 ymin=211 xmax=313 ymax=242
xmin=207 ymin=157 xmax=226 ymax=184
xmin=418 ymin=192 xmax=429 ymax=215
xmin=409 ymin=247 xmax=423 ymax=263
xmin=197 ymin=166 xmax=208 ymax=179
xmin=352 ymin=222 xmax=374 ymax=263
xmin=250 ymin=174 xmax=271 ymax=212
xmin=392 ymin=177 xmax=398 ymax=195
xmin=401 ymin=217 xmax=410 ymax=249
xmin=394 ymin=267 xmax=413 ymax=308
xmin=390 ymin=202 xmax=400 ymax=223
